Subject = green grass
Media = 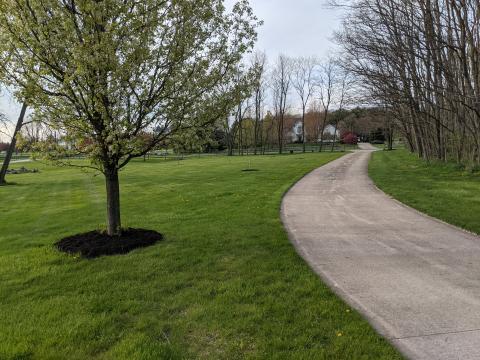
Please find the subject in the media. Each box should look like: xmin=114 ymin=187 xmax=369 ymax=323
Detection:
xmin=0 ymin=153 xmax=401 ymax=359
xmin=370 ymin=149 xmax=480 ymax=234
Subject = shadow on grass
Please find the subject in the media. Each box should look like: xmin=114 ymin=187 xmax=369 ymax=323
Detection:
xmin=0 ymin=181 xmax=23 ymax=187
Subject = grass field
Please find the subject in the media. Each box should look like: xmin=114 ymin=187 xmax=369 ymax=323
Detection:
xmin=370 ymin=149 xmax=480 ymax=234
xmin=0 ymin=153 xmax=401 ymax=359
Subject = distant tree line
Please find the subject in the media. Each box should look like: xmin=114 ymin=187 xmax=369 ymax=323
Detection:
xmin=207 ymin=106 xmax=387 ymax=154
xmin=218 ymin=54 xmax=355 ymax=155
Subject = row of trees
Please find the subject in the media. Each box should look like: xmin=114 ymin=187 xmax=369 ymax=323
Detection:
xmin=214 ymin=107 xmax=357 ymax=155
xmin=337 ymin=0 xmax=480 ymax=163
xmin=6 ymin=104 xmax=375 ymax=156
xmin=225 ymin=53 xmax=352 ymax=155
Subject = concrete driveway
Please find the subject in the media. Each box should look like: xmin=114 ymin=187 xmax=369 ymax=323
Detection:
xmin=281 ymin=143 xmax=480 ymax=360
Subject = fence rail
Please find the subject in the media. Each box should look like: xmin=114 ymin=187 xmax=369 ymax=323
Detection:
xmin=0 ymin=144 xmax=357 ymax=163
xmin=147 ymin=143 xmax=355 ymax=159
xmin=0 ymin=153 xmax=31 ymax=161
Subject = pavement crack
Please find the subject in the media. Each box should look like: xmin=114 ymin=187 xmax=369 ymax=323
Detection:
xmin=392 ymin=328 xmax=480 ymax=341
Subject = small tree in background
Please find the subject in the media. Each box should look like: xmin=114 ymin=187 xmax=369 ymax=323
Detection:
xmin=0 ymin=0 xmax=260 ymax=235
xmin=271 ymin=55 xmax=292 ymax=154
xmin=292 ymin=57 xmax=317 ymax=153
xmin=341 ymin=132 xmax=358 ymax=145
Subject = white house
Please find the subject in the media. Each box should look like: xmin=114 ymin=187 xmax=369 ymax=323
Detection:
xmin=290 ymin=119 xmax=303 ymax=142
xmin=288 ymin=120 xmax=340 ymax=143
xmin=323 ymin=124 xmax=340 ymax=139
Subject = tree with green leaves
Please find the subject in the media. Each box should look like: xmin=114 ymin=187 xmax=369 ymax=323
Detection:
xmin=0 ymin=0 xmax=260 ymax=235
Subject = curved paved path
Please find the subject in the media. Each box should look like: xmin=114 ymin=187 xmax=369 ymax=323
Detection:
xmin=282 ymin=143 xmax=480 ymax=360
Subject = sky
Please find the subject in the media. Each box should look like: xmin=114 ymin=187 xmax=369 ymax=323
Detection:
xmin=0 ymin=0 xmax=344 ymax=141
xmin=226 ymin=0 xmax=343 ymax=59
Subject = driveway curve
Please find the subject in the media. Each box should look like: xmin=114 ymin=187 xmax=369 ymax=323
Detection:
xmin=282 ymin=143 xmax=480 ymax=360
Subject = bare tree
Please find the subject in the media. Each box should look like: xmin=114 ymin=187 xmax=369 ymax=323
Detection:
xmin=305 ymin=99 xmax=323 ymax=144
xmin=223 ymin=114 xmax=237 ymax=156
xmin=317 ymin=58 xmax=337 ymax=152
xmin=292 ymin=57 xmax=318 ymax=153
xmin=262 ymin=111 xmax=276 ymax=154
xmin=235 ymin=97 xmax=253 ymax=155
xmin=221 ymin=62 xmax=259 ymax=157
xmin=271 ymin=55 xmax=292 ymax=154
xmin=251 ymin=51 xmax=268 ymax=155
xmin=336 ymin=0 xmax=480 ymax=164
xmin=330 ymin=71 xmax=352 ymax=151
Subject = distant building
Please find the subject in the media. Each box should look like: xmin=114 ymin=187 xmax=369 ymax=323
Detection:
xmin=287 ymin=119 xmax=340 ymax=143
xmin=323 ymin=124 xmax=340 ymax=139
xmin=290 ymin=118 xmax=303 ymax=143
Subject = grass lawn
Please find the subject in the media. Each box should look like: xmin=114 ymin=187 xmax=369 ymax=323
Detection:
xmin=0 ymin=153 xmax=401 ymax=359
xmin=370 ymin=149 xmax=480 ymax=234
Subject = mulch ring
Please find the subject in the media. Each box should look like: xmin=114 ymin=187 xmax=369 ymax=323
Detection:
xmin=7 ymin=167 xmax=39 ymax=174
xmin=55 ymin=228 xmax=163 ymax=259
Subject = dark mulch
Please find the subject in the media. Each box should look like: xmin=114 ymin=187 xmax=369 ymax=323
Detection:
xmin=6 ymin=167 xmax=39 ymax=174
xmin=55 ymin=228 xmax=163 ymax=259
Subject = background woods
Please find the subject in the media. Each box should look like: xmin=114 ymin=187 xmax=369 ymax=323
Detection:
xmin=336 ymin=0 xmax=480 ymax=163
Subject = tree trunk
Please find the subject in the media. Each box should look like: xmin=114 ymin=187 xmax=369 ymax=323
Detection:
xmin=387 ymin=122 xmax=395 ymax=151
xmin=0 ymin=103 xmax=28 ymax=185
xmin=302 ymin=107 xmax=306 ymax=153
xmin=227 ymin=130 xmax=234 ymax=156
xmin=105 ymin=169 xmax=121 ymax=236
xmin=318 ymin=110 xmax=328 ymax=153
xmin=254 ymin=99 xmax=260 ymax=155
xmin=253 ymin=125 xmax=258 ymax=155
xmin=278 ymin=115 xmax=284 ymax=154
xmin=331 ymin=121 xmax=338 ymax=152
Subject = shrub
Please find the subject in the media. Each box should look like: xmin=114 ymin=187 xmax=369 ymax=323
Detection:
xmin=341 ymin=132 xmax=358 ymax=145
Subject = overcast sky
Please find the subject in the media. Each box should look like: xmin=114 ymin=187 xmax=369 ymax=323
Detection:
xmin=1 ymin=0 xmax=343 ymax=140
xmin=227 ymin=0 xmax=343 ymax=58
